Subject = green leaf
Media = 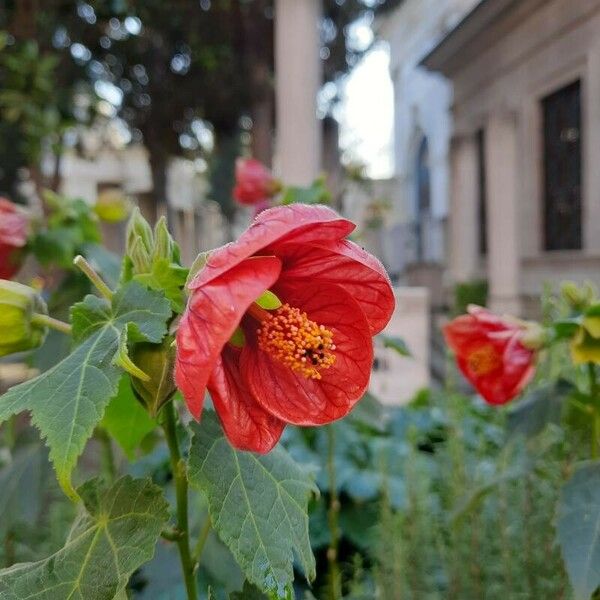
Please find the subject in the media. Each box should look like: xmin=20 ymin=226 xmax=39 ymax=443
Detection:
xmin=230 ymin=581 xmax=269 ymax=599
xmin=280 ymin=178 xmax=331 ymax=206
xmin=186 ymin=251 xmax=209 ymax=288
xmin=0 ymin=282 xmax=171 ymax=497
xmin=0 ymin=443 xmax=48 ymax=537
xmin=187 ymin=412 xmax=316 ymax=597
xmin=100 ymin=377 xmax=156 ymax=460
xmin=507 ymin=380 xmax=573 ymax=438
xmin=381 ymin=334 xmax=411 ymax=357
xmin=133 ymin=257 xmax=188 ymax=313
xmin=557 ymin=461 xmax=600 ymax=600
xmin=0 ymin=476 xmax=169 ymax=599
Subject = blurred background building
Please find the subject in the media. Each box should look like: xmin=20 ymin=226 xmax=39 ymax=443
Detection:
xmin=377 ymin=0 xmax=600 ymax=316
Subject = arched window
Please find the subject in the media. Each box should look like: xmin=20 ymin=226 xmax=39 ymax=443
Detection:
xmin=415 ymin=136 xmax=431 ymax=261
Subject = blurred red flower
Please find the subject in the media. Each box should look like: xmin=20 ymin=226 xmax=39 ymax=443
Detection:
xmin=175 ymin=204 xmax=395 ymax=452
xmin=443 ymin=305 xmax=535 ymax=405
xmin=0 ymin=198 xmax=28 ymax=280
xmin=232 ymin=158 xmax=279 ymax=206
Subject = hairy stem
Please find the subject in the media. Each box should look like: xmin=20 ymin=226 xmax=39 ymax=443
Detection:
xmin=326 ymin=425 xmax=342 ymax=600
xmin=73 ymin=255 xmax=113 ymax=301
xmin=589 ymin=364 xmax=600 ymax=459
xmin=96 ymin=429 xmax=116 ymax=481
xmin=192 ymin=515 xmax=212 ymax=568
xmin=31 ymin=313 xmax=72 ymax=335
xmin=163 ymin=402 xmax=198 ymax=600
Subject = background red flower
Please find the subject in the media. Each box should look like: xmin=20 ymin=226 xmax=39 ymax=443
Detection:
xmin=443 ymin=306 xmax=535 ymax=405
xmin=0 ymin=198 xmax=29 ymax=280
xmin=232 ymin=158 xmax=279 ymax=206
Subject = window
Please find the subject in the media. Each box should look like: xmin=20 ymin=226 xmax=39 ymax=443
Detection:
xmin=542 ymin=80 xmax=582 ymax=250
xmin=415 ymin=136 xmax=431 ymax=261
xmin=476 ymin=129 xmax=487 ymax=255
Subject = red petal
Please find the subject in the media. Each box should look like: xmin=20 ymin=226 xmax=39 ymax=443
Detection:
xmin=175 ymin=255 xmax=282 ymax=419
xmin=208 ymin=346 xmax=285 ymax=453
xmin=445 ymin=313 xmax=535 ymax=405
xmin=241 ymin=281 xmax=373 ymax=425
xmin=273 ymin=239 xmax=394 ymax=335
xmin=188 ymin=204 xmax=353 ymax=290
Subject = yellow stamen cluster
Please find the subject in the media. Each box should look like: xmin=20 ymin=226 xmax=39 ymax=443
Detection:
xmin=257 ymin=304 xmax=336 ymax=379
xmin=467 ymin=345 xmax=502 ymax=376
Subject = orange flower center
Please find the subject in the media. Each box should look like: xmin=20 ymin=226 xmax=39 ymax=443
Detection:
xmin=249 ymin=302 xmax=336 ymax=379
xmin=466 ymin=345 xmax=502 ymax=376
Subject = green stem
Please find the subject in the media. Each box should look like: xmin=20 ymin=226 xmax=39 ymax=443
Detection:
xmin=192 ymin=516 xmax=212 ymax=568
xmin=97 ymin=430 xmax=116 ymax=481
xmin=31 ymin=313 xmax=72 ymax=335
xmin=162 ymin=402 xmax=198 ymax=600
xmin=73 ymin=255 xmax=113 ymax=301
xmin=326 ymin=426 xmax=342 ymax=600
xmin=589 ymin=364 xmax=600 ymax=459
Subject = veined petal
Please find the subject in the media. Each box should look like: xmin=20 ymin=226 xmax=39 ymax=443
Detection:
xmin=208 ymin=346 xmax=285 ymax=453
xmin=175 ymin=255 xmax=281 ymax=419
xmin=188 ymin=204 xmax=353 ymax=290
xmin=274 ymin=239 xmax=395 ymax=335
xmin=241 ymin=281 xmax=373 ymax=425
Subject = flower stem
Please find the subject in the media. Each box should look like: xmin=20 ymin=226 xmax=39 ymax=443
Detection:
xmin=326 ymin=425 xmax=342 ymax=600
xmin=31 ymin=313 xmax=72 ymax=335
xmin=162 ymin=402 xmax=198 ymax=600
xmin=96 ymin=429 xmax=116 ymax=481
xmin=73 ymin=255 xmax=113 ymax=301
xmin=589 ymin=363 xmax=600 ymax=459
xmin=192 ymin=515 xmax=212 ymax=568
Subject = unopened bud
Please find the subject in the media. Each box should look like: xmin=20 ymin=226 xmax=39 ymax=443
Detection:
xmin=94 ymin=189 xmax=132 ymax=223
xmin=126 ymin=208 xmax=153 ymax=255
xmin=561 ymin=281 xmax=596 ymax=311
xmin=0 ymin=280 xmax=48 ymax=357
xmin=153 ymin=217 xmax=172 ymax=261
xmin=130 ymin=337 xmax=177 ymax=416
xmin=129 ymin=237 xmax=151 ymax=274
xmin=520 ymin=321 xmax=548 ymax=351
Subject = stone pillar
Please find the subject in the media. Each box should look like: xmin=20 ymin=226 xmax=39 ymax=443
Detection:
xmin=449 ymin=135 xmax=479 ymax=283
xmin=274 ymin=0 xmax=322 ymax=185
xmin=485 ymin=112 xmax=521 ymax=315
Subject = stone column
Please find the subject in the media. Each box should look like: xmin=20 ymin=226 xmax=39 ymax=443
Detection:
xmin=274 ymin=0 xmax=322 ymax=185
xmin=485 ymin=112 xmax=521 ymax=315
xmin=449 ymin=135 xmax=479 ymax=283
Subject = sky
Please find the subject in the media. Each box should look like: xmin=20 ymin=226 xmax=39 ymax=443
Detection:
xmin=338 ymin=43 xmax=395 ymax=179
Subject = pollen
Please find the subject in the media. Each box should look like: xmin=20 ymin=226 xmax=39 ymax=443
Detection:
xmin=257 ymin=303 xmax=336 ymax=379
xmin=466 ymin=345 xmax=502 ymax=376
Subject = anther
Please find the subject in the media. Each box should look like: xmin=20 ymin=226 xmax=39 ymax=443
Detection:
xmin=256 ymin=303 xmax=336 ymax=379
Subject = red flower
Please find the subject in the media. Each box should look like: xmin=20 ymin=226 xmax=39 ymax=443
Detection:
xmin=233 ymin=158 xmax=279 ymax=206
xmin=0 ymin=198 xmax=28 ymax=280
xmin=443 ymin=305 xmax=535 ymax=405
xmin=175 ymin=204 xmax=395 ymax=452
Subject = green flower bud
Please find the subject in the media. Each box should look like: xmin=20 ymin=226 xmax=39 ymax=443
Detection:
xmin=130 ymin=337 xmax=177 ymax=416
xmin=0 ymin=280 xmax=48 ymax=357
xmin=561 ymin=281 xmax=597 ymax=311
xmin=94 ymin=189 xmax=133 ymax=223
xmin=126 ymin=207 xmax=154 ymax=255
xmin=129 ymin=237 xmax=151 ymax=274
xmin=153 ymin=217 xmax=172 ymax=261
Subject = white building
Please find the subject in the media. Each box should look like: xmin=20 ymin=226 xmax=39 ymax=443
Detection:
xmin=422 ymin=0 xmax=600 ymax=315
xmin=378 ymin=0 xmax=480 ymax=307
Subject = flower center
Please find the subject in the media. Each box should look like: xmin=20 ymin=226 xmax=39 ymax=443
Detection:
xmin=250 ymin=303 xmax=336 ymax=379
xmin=466 ymin=345 xmax=502 ymax=376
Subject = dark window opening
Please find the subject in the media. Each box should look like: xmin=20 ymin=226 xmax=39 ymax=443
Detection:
xmin=415 ymin=136 xmax=430 ymax=262
xmin=542 ymin=80 xmax=582 ymax=250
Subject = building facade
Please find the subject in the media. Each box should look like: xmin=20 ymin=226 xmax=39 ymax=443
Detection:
xmin=422 ymin=0 xmax=600 ymax=315
xmin=378 ymin=0 xmax=479 ymax=304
